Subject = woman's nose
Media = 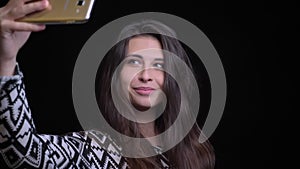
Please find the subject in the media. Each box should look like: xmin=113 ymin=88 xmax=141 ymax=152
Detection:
xmin=138 ymin=68 xmax=153 ymax=82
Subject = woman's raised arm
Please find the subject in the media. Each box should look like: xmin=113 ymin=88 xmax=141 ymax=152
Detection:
xmin=0 ymin=0 xmax=48 ymax=76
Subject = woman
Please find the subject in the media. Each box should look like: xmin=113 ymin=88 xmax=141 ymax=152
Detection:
xmin=0 ymin=0 xmax=215 ymax=168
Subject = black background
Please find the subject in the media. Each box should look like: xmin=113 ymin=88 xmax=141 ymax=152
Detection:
xmin=1 ymin=0 xmax=295 ymax=169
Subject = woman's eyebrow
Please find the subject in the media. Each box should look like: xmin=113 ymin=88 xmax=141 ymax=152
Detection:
xmin=127 ymin=54 xmax=143 ymax=59
xmin=127 ymin=54 xmax=164 ymax=61
xmin=154 ymin=58 xmax=164 ymax=61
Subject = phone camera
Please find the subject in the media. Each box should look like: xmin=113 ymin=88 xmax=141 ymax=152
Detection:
xmin=77 ymin=0 xmax=85 ymax=6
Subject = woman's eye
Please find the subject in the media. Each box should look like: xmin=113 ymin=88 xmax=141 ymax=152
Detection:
xmin=127 ymin=59 xmax=141 ymax=65
xmin=153 ymin=63 xmax=164 ymax=69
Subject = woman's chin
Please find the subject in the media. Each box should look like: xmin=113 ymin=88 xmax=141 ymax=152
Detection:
xmin=132 ymin=103 xmax=151 ymax=111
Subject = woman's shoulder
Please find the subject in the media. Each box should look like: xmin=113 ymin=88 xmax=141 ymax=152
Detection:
xmin=62 ymin=129 xmax=123 ymax=156
xmin=84 ymin=129 xmax=123 ymax=155
xmin=58 ymin=129 xmax=128 ymax=168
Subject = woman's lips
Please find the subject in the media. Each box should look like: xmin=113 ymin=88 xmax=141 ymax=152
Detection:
xmin=133 ymin=87 xmax=155 ymax=96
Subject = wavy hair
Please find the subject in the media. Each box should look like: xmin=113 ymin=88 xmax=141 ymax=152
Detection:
xmin=95 ymin=20 xmax=215 ymax=169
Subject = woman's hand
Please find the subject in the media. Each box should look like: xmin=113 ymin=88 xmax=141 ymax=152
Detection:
xmin=0 ymin=0 xmax=49 ymax=76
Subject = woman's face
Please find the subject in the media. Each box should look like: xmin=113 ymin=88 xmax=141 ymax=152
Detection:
xmin=120 ymin=36 xmax=165 ymax=110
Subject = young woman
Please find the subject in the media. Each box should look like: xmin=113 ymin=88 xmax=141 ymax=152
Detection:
xmin=0 ymin=0 xmax=215 ymax=168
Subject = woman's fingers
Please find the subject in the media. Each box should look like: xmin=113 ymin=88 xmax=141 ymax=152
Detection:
xmin=10 ymin=20 xmax=45 ymax=32
xmin=6 ymin=0 xmax=49 ymax=20
xmin=0 ymin=0 xmax=48 ymax=34
xmin=22 ymin=0 xmax=49 ymax=17
xmin=2 ymin=19 xmax=45 ymax=32
xmin=23 ymin=0 xmax=37 ymax=3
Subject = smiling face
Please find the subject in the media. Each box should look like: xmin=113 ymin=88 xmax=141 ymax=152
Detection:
xmin=120 ymin=35 xmax=165 ymax=110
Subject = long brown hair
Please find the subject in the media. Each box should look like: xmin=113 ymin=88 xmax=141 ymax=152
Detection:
xmin=95 ymin=20 xmax=215 ymax=169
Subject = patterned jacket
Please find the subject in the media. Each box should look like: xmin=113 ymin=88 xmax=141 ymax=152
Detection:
xmin=0 ymin=64 xmax=169 ymax=169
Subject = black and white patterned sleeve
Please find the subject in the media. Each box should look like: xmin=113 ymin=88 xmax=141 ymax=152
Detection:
xmin=0 ymin=64 xmax=128 ymax=169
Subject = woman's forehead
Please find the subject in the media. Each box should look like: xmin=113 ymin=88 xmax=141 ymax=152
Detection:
xmin=127 ymin=36 xmax=162 ymax=53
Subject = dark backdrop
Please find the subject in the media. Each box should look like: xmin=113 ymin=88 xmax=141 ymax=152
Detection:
xmin=1 ymin=0 xmax=294 ymax=169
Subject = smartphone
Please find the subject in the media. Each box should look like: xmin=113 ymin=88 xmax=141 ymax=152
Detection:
xmin=17 ymin=0 xmax=95 ymax=24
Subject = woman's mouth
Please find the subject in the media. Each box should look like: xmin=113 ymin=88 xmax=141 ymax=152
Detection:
xmin=133 ymin=87 xmax=155 ymax=96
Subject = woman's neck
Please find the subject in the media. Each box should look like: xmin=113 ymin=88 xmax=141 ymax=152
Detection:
xmin=138 ymin=122 xmax=159 ymax=146
xmin=138 ymin=122 xmax=156 ymax=137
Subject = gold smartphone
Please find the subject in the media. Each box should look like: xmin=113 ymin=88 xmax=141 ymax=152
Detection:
xmin=18 ymin=0 xmax=95 ymax=24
